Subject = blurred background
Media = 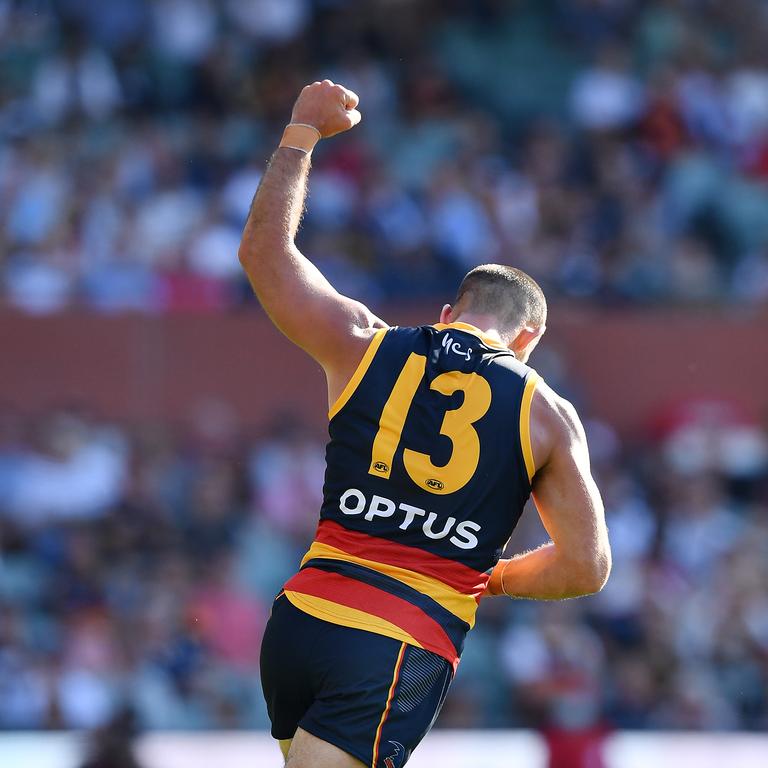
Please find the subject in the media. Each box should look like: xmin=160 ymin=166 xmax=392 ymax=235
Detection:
xmin=1 ymin=0 xmax=768 ymax=766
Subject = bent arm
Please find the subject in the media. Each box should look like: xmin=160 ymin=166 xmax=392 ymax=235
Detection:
xmin=238 ymin=81 xmax=386 ymax=399
xmin=487 ymin=385 xmax=611 ymax=599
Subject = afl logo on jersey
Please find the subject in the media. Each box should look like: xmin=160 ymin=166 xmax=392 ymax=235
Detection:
xmin=425 ymin=478 xmax=444 ymax=491
xmin=373 ymin=461 xmax=389 ymax=473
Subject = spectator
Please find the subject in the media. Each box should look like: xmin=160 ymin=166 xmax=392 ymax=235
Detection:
xmin=3 ymin=2 xmax=768 ymax=310
xmin=1 ymin=0 xmax=768 ymax=736
xmin=0 ymin=405 xmax=764 ymax=730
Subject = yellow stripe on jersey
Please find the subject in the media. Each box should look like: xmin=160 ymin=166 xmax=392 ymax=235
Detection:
xmin=369 ymin=352 xmax=426 ymax=481
xmin=301 ymin=541 xmax=478 ymax=628
xmin=283 ymin=590 xmax=423 ymax=648
xmin=520 ymin=373 xmax=539 ymax=483
xmin=328 ymin=327 xmax=389 ymax=420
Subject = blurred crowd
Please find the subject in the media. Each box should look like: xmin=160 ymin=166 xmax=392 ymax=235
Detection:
xmin=2 ymin=0 xmax=768 ymax=742
xmin=0 ymin=393 xmax=766 ymax=733
xmin=3 ymin=0 xmax=768 ymax=312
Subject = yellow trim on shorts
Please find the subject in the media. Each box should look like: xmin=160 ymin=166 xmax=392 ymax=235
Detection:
xmin=372 ymin=642 xmax=406 ymax=768
xmin=328 ymin=327 xmax=389 ymax=420
xmin=283 ymin=590 xmax=423 ymax=648
xmin=520 ymin=373 xmax=539 ymax=483
xmin=302 ymin=541 xmax=477 ymax=628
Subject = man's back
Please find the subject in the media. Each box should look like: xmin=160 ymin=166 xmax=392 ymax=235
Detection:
xmin=283 ymin=321 xmax=541 ymax=666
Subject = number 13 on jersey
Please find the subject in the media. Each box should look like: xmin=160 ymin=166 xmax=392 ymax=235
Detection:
xmin=368 ymin=353 xmax=492 ymax=495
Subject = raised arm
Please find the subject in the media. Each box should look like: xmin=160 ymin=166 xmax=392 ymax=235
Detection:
xmin=238 ymin=80 xmax=387 ymax=406
xmin=486 ymin=381 xmax=611 ymax=599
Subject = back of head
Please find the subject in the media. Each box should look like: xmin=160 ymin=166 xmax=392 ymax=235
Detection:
xmin=454 ymin=264 xmax=547 ymax=339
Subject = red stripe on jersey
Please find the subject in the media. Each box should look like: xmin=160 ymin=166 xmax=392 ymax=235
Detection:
xmin=285 ymin=567 xmax=459 ymax=665
xmin=315 ymin=519 xmax=488 ymax=598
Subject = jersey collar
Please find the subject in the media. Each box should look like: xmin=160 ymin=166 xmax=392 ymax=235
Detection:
xmin=432 ymin=322 xmax=510 ymax=353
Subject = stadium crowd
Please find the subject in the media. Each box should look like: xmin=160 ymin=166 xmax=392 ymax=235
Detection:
xmin=0 ymin=396 xmax=766 ymax=732
xmin=2 ymin=0 xmax=768 ymax=742
xmin=3 ymin=0 xmax=768 ymax=311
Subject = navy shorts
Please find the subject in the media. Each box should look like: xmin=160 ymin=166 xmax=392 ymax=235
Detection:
xmin=260 ymin=594 xmax=453 ymax=768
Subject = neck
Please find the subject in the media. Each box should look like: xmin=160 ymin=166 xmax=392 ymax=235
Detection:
xmin=449 ymin=314 xmax=507 ymax=345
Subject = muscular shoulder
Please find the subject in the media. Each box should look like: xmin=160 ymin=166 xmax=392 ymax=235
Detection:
xmin=529 ymin=378 xmax=586 ymax=473
xmin=325 ymin=318 xmax=390 ymax=412
xmin=343 ymin=317 xmax=390 ymax=366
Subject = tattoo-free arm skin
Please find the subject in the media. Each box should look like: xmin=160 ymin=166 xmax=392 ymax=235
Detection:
xmin=486 ymin=382 xmax=611 ymax=599
xmin=238 ymin=81 xmax=386 ymax=406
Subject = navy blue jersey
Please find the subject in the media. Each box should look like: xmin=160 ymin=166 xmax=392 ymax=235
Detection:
xmin=284 ymin=322 xmax=540 ymax=666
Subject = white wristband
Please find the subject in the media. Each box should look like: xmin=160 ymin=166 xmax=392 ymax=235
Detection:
xmin=279 ymin=123 xmax=322 ymax=154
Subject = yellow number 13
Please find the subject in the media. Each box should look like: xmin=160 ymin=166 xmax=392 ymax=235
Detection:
xmin=368 ymin=353 xmax=492 ymax=495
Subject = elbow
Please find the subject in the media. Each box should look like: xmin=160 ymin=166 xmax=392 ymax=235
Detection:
xmin=238 ymin=234 xmax=289 ymax=270
xmin=577 ymin=560 xmax=611 ymax=596
xmin=238 ymin=240 xmax=256 ymax=268
xmin=566 ymin=546 xmax=612 ymax=597
xmin=238 ymin=226 xmax=270 ymax=265
xmin=238 ymin=239 xmax=268 ymax=276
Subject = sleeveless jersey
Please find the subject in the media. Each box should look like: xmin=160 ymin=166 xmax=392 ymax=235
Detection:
xmin=283 ymin=321 xmax=540 ymax=668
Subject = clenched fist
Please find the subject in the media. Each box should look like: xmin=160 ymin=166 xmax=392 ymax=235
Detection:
xmin=290 ymin=80 xmax=361 ymax=138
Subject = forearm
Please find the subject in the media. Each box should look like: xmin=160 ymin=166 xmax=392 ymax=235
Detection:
xmin=238 ymin=146 xmax=340 ymax=332
xmin=485 ymin=542 xmax=605 ymax=600
xmin=240 ymin=148 xmax=310 ymax=259
xmin=240 ymin=79 xmax=358 ymax=266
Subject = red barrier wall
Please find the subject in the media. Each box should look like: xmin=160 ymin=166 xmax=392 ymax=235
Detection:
xmin=1 ymin=306 xmax=766 ymax=435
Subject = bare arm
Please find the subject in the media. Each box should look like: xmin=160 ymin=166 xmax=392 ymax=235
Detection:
xmin=486 ymin=382 xmax=611 ymax=599
xmin=238 ymin=81 xmax=387 ymax=405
